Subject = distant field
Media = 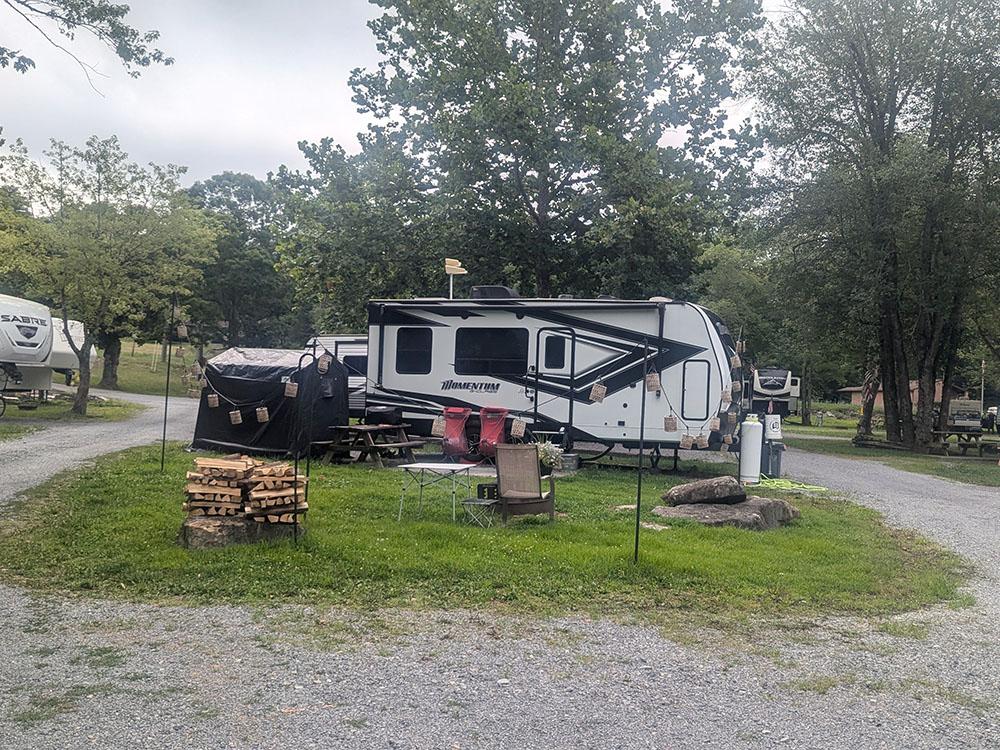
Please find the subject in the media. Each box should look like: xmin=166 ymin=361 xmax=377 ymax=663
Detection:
xmin=92 ymin=341 xmax=220 ymax=397
xmin=2 ymin=395 xmax=143 ymax=423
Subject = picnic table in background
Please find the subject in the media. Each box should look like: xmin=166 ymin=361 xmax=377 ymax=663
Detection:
xmin=932 ymin=429 xmax=985 ymax=457
xmin=325 ymin=423 xmax=427 ymax=468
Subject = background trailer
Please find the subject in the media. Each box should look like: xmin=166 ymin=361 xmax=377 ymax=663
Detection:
xmin=192 ymin=348 xmax=349 ymax=456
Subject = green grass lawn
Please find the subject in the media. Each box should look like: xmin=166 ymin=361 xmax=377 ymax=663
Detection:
xmin=1 ymin=396 xmax=143 ymax=423
xmin=0 ymin=444 xmax=968 ymax=623
xmin=92 ymin=340 xmax=216 ymax=397
xmin=0 ymin=421 xmax=38 ymax=441
xmin=785 ymin=437 xmax=1000 ymax=487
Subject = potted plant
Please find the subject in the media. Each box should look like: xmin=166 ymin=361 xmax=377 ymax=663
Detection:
xmin=535 ymin=440 xmax=564 ymax=472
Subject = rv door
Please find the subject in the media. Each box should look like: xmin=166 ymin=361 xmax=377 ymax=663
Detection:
xmin=532 ymin=329 xmax=576 ymax=431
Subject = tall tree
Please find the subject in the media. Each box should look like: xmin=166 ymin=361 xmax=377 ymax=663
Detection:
xmin=187 ymin=172 xmax=306 ymax=347
xmin=751 ymin=0 xmax=1000 ymax=448
xmin=1 ymin=0 xmax=171 ymax=82
xmin=347 ymin=0 xmax=762 ymax=296
xmin=0 ymin=136 xmax=215 ymax=413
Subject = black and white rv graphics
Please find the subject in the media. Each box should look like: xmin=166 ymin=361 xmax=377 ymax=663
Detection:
xmin=0 ymin=294 xmax=55 ymax=392
xmin=365 ymin=297 xmax=740 ymax=449
xmin=749 ymin=368 xmax=800 ymax=416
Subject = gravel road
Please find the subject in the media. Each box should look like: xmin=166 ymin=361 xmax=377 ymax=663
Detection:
xmin=0 ymin=387 xmax=198 ymax=507
xmin=2 ymin=411 xmax=999 ymax=748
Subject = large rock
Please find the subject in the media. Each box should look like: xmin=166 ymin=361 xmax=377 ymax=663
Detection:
xmin=662 ymin=475 xmax=745 ymax=506
xmin=178 ymin=517 xmax=302 ymax=550
xmin=651 ymin=496 xmax=800 ymax=531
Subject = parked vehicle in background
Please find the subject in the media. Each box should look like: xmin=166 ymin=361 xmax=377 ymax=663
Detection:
xmin=749 ymin=367 xmax=800 ymax=416
xmin=0 ymin=293 xmax=54 ymax=396
xmin=48 ymin=319 xmax=96 ymax=385
xmin=307 ymin=334 xmax=368 ymax=418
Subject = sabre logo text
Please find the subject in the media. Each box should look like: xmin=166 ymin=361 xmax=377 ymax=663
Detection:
xmin=441 ymin=380 xmax=500 ymax=393
xmin=0 ymin=314 xmax=48 ymax=326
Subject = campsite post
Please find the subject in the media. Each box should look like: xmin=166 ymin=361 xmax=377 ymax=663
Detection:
xmin=160 ymin=297 xmax=176 ymax=474
xmin=633 ymin=337 xmax=649 ymax=564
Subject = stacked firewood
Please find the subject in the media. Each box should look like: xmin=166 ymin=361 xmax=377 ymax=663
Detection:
xmin=183 ymin=455 xmax=258 ymax=517
xmin=244 ymin=462 xmax=309 ymax=524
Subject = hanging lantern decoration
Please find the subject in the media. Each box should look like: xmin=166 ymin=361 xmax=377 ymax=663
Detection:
xmin=663 ymin=415 xmax=678 ymax=432
xmin=510 ymin=418 xmax=526 ymax=438
xmin=589 ymin=382 xmax=607 ymax=403
xmin=736 ymin=340 xmax=745 ymax=354
xmin=696 ymin=434 xmax=710 ymax=449
xmin=645 ymin=372 xmax=661 ymax=392
xmin=256 ymin=406 xmax=270 ymax=423
xmin=732 ymin=380 xmax=743 ymax=394
xmin=431 ymin=415 xmax=446 ymax=437
xmin=317 ymin=354 xmax=332 ymax=374
xmin=723 ymin=434 xmax=734 ymax=445
xmin=730 ymin=354 xmax=742 ymax=369
xmin=709 ymin=416 xmax=721 ymax=432
xmin=207 ymin=393 xmax=219 ymax=408
xmin=176 ymin=323 xmax=188 ymax=340
xmin=284 ymin=381 xmax=299 ymax=398
xmin=679 ymin=434 xmax=694 ymax=449
xmin=721 ymin=389 xmax=732 ymax=405
xmin=229 ymin=410 xmax=243 ymax=425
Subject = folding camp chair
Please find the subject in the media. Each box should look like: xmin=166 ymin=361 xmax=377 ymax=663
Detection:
xmin=495 ymin=444 xmax=555 ymax=523
xmin=442 ymin=407 xmax=472 ymax=460
xmin=477 ymin=406 xmax=509 ymax=460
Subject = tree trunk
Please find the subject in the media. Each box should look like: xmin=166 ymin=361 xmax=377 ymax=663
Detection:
xmin=879 ymin=311 xmax=901 ymax=442
xmin=857 ymin=366 xmax=881 ymax=437
xmin=800 ymin=360 xmax=812 ymax=426
xmin=72 ymin=340 xmax=94 ymax=416
xmin=98 ymin=334 xmax=122 ymax=390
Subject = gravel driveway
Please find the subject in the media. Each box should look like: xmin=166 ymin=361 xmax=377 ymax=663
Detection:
xmin=0 ymin=387 xmax=198 ymax=507
xmin=1 ymin=413 xmax=999 ymax=749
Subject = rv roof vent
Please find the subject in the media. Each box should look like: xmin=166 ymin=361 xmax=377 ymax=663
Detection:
xmin=470 ymin=285 xmax=519 ymax=299
xmin=597 ymin=294 xmax=618 ymax=300
xmin=558 ymin=293 xmax=574 ymax=299
xmin=649 ymin=295 xmax=673 ymax=302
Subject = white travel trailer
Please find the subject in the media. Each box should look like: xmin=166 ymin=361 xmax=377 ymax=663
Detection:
xmin=48 ymin=319 xmax=96 ymax=382
xmin=749 ymin=367 xmax=800 ymax=416
xmin=307 ymin=335 xmax=368 ymax=417
xmin=365 ymin=293 xmax=741 ymax=450
xmin=0 ymin=293 xmax=54 ymax=393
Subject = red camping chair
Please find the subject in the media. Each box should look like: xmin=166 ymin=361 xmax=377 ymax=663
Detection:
xmin=442 ymin=407 xmax=473 ymax=460
xmin=478 ymin=406 xmax=509 ymax=460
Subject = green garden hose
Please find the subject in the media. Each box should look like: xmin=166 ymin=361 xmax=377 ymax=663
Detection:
xmin=756 ymin=476 xmax=829 ymax=492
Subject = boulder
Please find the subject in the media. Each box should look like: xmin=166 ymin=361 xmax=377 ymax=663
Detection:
xmin=178 ymin=517 xmax=302 ymax=550
xmin=650 ymin=496 xmax=800 ymax=531
xmin=662 ymin=475 xmax=745 ymax=506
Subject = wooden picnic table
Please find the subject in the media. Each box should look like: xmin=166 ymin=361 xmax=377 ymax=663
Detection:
xmin=931 ymin=429 xmax=985 ymax=457
xmin=327 ymin=423 xmax=427 ymax=468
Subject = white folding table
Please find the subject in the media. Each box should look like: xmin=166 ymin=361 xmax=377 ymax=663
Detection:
xmin=397 ymin=462 xmax=474 ymax=521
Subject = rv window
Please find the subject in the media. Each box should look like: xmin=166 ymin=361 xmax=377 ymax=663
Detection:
xmin=395 ymin=328 xmax=432 ymax=374
xmin=544 ymin=336 xmax=566 ymax=369
xmin=343 ymin=355 xmax=367 ymax=376
xmin=455 ymin=328 xmax=528 ymax=376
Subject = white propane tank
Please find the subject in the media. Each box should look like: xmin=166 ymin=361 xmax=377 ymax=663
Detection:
xmin=739 ymin=415 xmax=763 ymax=484
xmin=764 ymin=414 xmax=783 ymax=441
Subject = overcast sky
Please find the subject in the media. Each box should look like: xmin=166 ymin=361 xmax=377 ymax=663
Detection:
xmin=1 ymin=0 xmax=382 ymax=184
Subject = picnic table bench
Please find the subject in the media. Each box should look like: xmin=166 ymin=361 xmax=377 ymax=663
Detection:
xmin=326 ymin=423 xmax=427 ymax=468
xmin=931 ymin=429 xmax=985 ymax=457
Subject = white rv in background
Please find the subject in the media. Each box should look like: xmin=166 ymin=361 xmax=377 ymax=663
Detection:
xmin=307 ymin=334 xmax=368 ymax=417
xmin=0 ymin=294 xmax=54 ymax=393
xmin=49 ymin=319 xmax=96 ymax=381
xmin=365 ymin=291 xmax=741 ymax=450
xmin=749 ymin=367 xmax=800 ymax=416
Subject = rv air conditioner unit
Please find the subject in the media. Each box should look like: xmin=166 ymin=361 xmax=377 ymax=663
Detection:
xmin=470 ymin=286 xmax=519 ymax=299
